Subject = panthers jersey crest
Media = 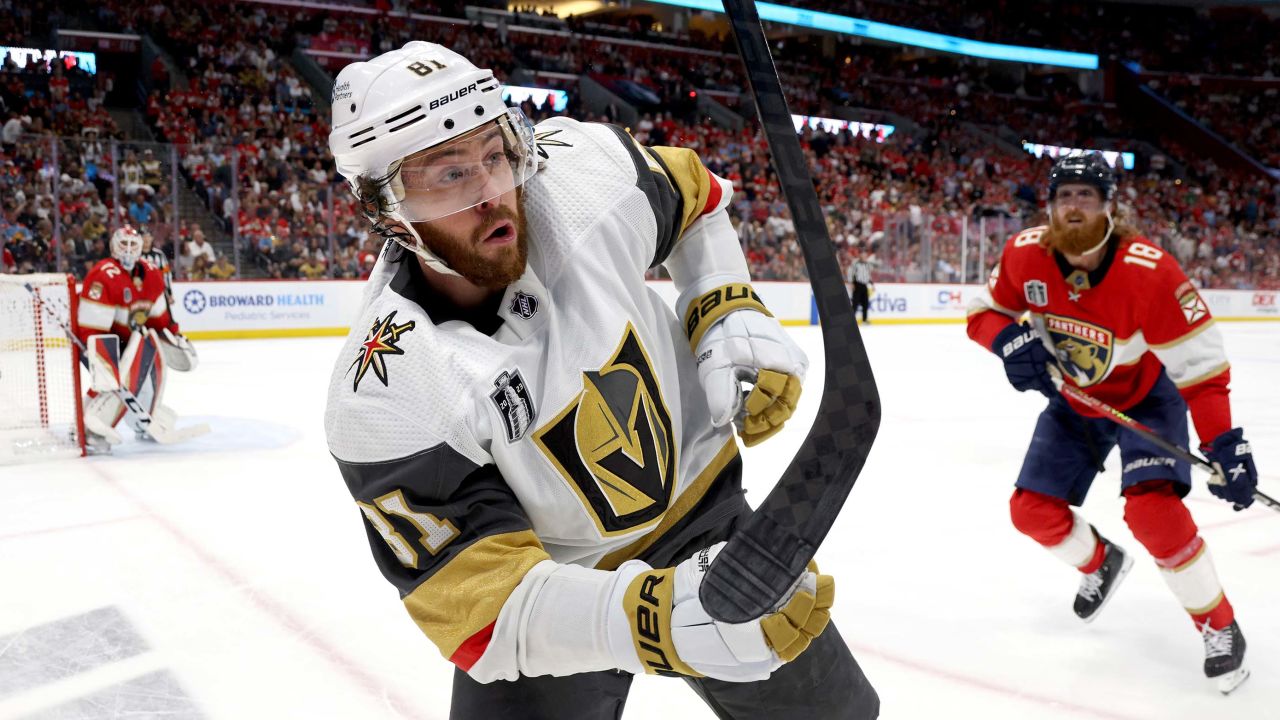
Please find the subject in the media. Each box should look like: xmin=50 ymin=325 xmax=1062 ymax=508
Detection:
xmin=1044 ymin=314 xmax=1113 ymax=387
xmin=533 ymin=323 xmax=676 ymax=537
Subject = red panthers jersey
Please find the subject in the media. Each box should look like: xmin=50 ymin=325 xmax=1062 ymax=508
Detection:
xmin=967 ymin=226 xmax=1231 ymax=445
xmin=77 ymin=258 xmax=178 ymax=347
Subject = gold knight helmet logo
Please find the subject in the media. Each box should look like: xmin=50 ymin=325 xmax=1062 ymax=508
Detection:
xmin=534 ymin=323 xmax=676 ymax=536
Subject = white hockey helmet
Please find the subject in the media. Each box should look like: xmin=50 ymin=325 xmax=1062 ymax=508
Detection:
xmin=110 ymin=225 xmax=144 ymax=271
xmin=328 ymin=41 xmax=538 ymax=275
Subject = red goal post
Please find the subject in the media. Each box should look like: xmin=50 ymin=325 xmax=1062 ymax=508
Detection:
xmin=0 ymin=273 xmax=85 ymax=462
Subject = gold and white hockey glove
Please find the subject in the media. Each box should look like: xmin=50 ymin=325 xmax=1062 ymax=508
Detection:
xmin=683 ymin=283 xmax=807 ymax=446
xmin=608 ymin=541 xmax=834 ymax=682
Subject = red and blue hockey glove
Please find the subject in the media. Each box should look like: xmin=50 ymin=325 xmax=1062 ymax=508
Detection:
xmin=1203 ymin=428 xmax=1256 ymax=510
xmin=992 ymin=323 xmax=1057 ymax=399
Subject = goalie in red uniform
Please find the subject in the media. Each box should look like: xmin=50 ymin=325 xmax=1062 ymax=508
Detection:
xmin=78 ymin=226 xmax=200 ymax=446
xmin=967 ymin=153 xmax=1256 ymax=694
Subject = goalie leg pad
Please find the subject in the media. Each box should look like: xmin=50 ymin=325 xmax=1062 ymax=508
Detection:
xmin=121 ymin=329 xmax=167 ymax=416
xmin=87 ymin=334 xmax=122 ymax=392
xmin=83 ymin=391 xmax=125 ymax=445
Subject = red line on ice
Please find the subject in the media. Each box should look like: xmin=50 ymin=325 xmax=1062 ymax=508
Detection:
xmin=88 ymin=464 xmax=424 ymax=718
xmin=0 ymin=514 xmax=145 ymax=541
xmin=849 ymin=642 xmax=1152 ymax=720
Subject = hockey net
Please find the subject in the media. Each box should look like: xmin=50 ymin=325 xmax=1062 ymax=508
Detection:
xmin=0 ymin=273 xmax=85 ymax=462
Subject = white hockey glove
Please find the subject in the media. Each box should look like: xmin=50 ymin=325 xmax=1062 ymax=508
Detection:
xmin=607 ymin=542 xmax=834 ymax=682
xmin=159 ymin=327 xmax=198 ymax=371
xmin=684 ymin=284 xmax=808 ymax=446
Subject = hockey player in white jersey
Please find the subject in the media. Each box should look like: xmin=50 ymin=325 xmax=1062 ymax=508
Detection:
xmin=325 ymin=42 xmax=879 ymax=718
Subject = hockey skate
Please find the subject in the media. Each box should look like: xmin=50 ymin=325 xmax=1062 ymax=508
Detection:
xmin=1202 ymin=620 xmax=1249 ymax=694
xmin=1074 ymin=536 xmax=1133 ymax=622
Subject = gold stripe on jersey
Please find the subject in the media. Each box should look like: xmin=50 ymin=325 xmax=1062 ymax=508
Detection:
xmin=1148 ymin=319 xmax=1218 ymax=350
xmin=596 ymin=437 xmax=738 ymax=571
xmin=402 ymin=529 xmax=550 ymax=659
xmin=1172 ymin=361 xmax=1231 ymax=390
xmin=964 ymin=294 xmax=1020 ymax=319
xmin=645 ymin=145 xmax=715 ymax=234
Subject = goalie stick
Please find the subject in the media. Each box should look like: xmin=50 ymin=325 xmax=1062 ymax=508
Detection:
xmin=699 ymin=0 xmax=881 ymax=623
xmin=1029 ymin=314 xmax=1277 ymax=513
xmin=23 ymin=283 xmax=209 ymax=446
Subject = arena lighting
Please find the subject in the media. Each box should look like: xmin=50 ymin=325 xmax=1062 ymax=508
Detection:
xmin=1022 ymin=142 xmax=1136 ymax=170
xmin=501 ymin=86 xmax=569 ymax=112
xmin=0 ymin=46 xmax=97 ymax=74
xmin=793 ymin=114 xmax=895 ymax=143
xmin=646 ymin=0 xmax=1099 ymax=70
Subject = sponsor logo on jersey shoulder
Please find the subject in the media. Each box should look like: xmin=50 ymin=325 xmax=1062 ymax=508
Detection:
xmin=509 ymin=290 xmax=539 ymax=319
xmin=1044 ymin=314 xmax=1113 ymax=387
xmin=1023 ymin=280 xmax=1048 ymax=306
xmin=491 ymin=369 xmax=536 ymax=443
xmin=533 ymin=323 xmax=676 ymax=536
xmin=347 ymin=310 xmax=416 ymax=392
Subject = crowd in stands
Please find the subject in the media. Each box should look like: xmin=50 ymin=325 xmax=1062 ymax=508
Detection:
xmin=3 ymin=0 xmax=1277 ymax=292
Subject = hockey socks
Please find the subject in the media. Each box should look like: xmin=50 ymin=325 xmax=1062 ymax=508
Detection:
xmin=1009 ymin=490 xmax=1134 ymax=620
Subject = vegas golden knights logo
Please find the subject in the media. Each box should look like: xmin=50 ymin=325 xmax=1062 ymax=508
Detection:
xmin=1044 ymin=314 xmax=1114 ymax=387
xmin=533 ymin=323 xmax=676 ymax=536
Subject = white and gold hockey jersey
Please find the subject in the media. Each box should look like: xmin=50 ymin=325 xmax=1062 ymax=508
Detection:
xmin=325 ymin=117 xmax=749 ymax=681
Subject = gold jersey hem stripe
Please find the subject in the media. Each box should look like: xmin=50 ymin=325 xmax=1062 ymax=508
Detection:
xmin=402 ymin=529 xmax=550 ymax=659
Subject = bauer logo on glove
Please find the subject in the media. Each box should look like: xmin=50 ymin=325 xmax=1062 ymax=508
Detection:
xmin=682 ymin=284 xmax=808 ymax=447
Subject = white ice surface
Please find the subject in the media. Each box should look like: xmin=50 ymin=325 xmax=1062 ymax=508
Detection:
xmin=1 ymin=323 xmax=1277 ymax=719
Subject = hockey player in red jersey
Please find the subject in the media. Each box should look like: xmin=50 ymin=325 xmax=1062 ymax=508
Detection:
xmin=78 ymin=226 xmax=199 ymax=446
xmin=968 ymin=153 xmax=1256 ymax=694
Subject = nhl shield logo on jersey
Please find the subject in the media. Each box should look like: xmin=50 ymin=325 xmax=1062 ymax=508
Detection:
xmin=1023 ymin=279 xmax=1048 ymax=307
xmin=347 ymin=310 xmax=416 ymax=392
xmin=490 ymin=369 xmax=536 ymax=442
xmin=1044 ymin=315 xmax=1114 ymax=387
xmin=509 ymin=290 xmax=539 ymax=319
xmin=533 ymin=323 xmax=676 ymax=537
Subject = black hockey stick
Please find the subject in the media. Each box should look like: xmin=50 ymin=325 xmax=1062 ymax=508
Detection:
xmin=699 ymin=0 xmax=881 ymax=623
xmin=1030 ymin=314 xmax=1278 ymax=513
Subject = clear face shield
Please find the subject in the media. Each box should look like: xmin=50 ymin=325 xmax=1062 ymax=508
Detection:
xmin=387 ymin=108 xmax=537 ymax=223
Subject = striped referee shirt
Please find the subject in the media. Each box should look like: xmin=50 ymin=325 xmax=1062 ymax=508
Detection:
xmin=849 ymin=259 xmax=873 ymax=285
xmin=141 ymin=246 xmax=172 ymax=298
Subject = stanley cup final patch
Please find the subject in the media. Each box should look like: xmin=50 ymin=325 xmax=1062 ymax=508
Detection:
xmin=491 ymin=369 xmax=536 ymax=443
xmin=1023 ymin=279 xmax=1048 ymax=307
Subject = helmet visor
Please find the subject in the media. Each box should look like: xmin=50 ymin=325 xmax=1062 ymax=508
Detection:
xmin=391 ymin=108 xmax=537 ymax=222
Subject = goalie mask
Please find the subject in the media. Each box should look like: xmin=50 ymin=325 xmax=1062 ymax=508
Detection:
xmin=110 ymin=226 xmax=144 ymax=271
xmin=329 ymin=41 xmax=539 ymax=276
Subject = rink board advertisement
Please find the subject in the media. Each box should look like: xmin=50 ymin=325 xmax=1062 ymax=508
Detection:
xmin=170 ymin=281 xmax=1279 ymax=339
xmin=172 ymin=281 xmax=364 ymax=339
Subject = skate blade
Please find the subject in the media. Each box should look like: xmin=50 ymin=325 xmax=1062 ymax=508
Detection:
xmin=1081 ymin=553 xmax=1135 ymax=624
xmin=1216 ymin=665 xmax=1249 ymax=695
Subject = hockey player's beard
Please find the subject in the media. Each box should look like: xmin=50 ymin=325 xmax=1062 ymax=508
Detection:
xmin=415 ymin=204 xmax=528 ymax=289
xmin=1045 ymin=211 xmax=1109 ymax=256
